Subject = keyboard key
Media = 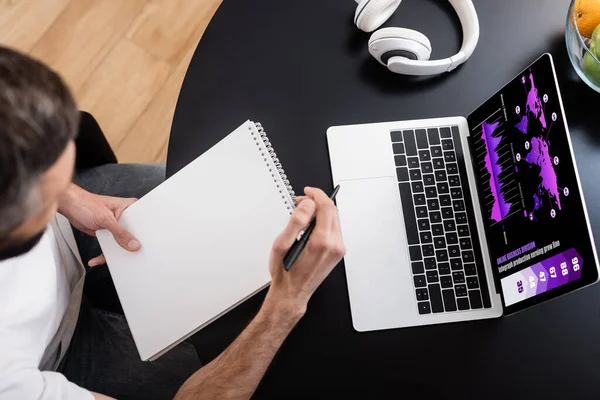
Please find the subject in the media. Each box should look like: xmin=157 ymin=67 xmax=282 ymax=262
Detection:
xmin=457 ymin=224 xmax=469 ymax=237
xmin=455 ymin=212 xmax=467 ymax=224
xmin=440 ymin=127 xmax=452 ymax=138
xmin=468 ymin=290 xmax=483 ymax=309
xmin=429 ymin=211 xmax=441 ymax=224
xmin=451 ymin=126 xmax=460 ymax=136
xmin=425 ymin=186 xmax=437 ymax=199
xmin=450 ymin=187 xmax=462 ymax=199
xmin=446 ymin=232 xmax=458 ymax=244
xmin=428 ymin=284 xmax=444 ymax=313
xmin=446 ymin=163 xmax=458 ymax=174
xmin=403 ymin=130 xmax=417 ymax=156
xmin=414 ymin=193 xmax=426 ymax=205
xmin=395 ymin=154 xmax=407 ymax=166
xmin=453 ymin=200 xmax=465 ymax=212
xmin=398 ymin=183 xmax=419 ymax=245
xmin=418 ymin=301 xmax=431 ymax=314
xmin=430 ymin=146 xmax=443 ymax=158
xmin=442 ymin=289 xmax=457 ymax=311
xmin=437 ymin=182 xmax=449 ymax=194
xmin=444 ymin=220 xmax=456 ymax=231
xmin=435 ymin=250 xmax=448 ymax=262
xmin=448 ymin=175 xmax=460 ymax=186
xmin=435 ymin=170 xmax=447 ymax=181
xmin=441 ymin=275 xmax=453 ymax=288
xmin=420 ymin=231 xmax=432 ymax=243
xmin=433 ymin=158 xmax=445 ymax=170
xmin=419 ymin=150 xmax=431 ymax=162
xmin=438 ymin=262 xmax=450 ymax=275
xmin=441 ymin=207 xmax=454 ymax=219
xmin=467 ymin=276 xmax=479 ymax=289
xmin=424 ymin=257 xmax=436 ymax=270
xmin=441 ymin=139 xmax=454 ymax=150
xmin=448 ymin=245 xmax=460 ymax=258
xmin=390 ymin=130 xmax=403 ymax=142
xmin=450 ymin=258 xmax=462 ymax=271
xmin=457 ymin=297 xmax=470 ymax=310
xmin=412 ymin=261 xmax=424 ymax=274
xmin=455 ymin=284 xmax=467 ymax=297
xmin=418 ymin=219 xmax=430 ymax=231
xmin=452 ymin=271 xmax=465 ymax=284
xmin=409 ymin=245 xmax=422 ymax=261
xmin=416 ymin=288 xmax=429 ymax=301
xmin=444 ymin=151 xmax=456 ymax=163
xmin=393 ymin=142 xmax=405 ymax=154
xmin=396 ymin=167 xmax=409 ymax=182
xmin=462 ymin=250 xmax=474 ymax=263
xmin=459 ymin=238 xmax=472 ymax=249
xmin=412 ymin=181 xmax=424 ymax=193
xmin=414 ymin=274 xmax=426 ymax=287
xmin=426 ymin=270 xmax=439 ymax=283
xmin=416 ymin=206 xmax=428 ymax=218
xmin=427 ymin=128 xmax=441 ymax=145
xmin=410 ymin=169 xmax=422 ymax=180
xmin=427 ymin=199 xmax=439 ymax=210
xmin=440 ymin=195 xmax=452 ymax=207
xmin=464 ymin=263 xmax=477 ymax=276
xmin=434 ymin=237 xmax=446 ymax=249
xmin=422 ymin=244 xmax=434 ymax=257
xmin=407 ymin=156 xmax=420 ymax=168
xmin=423 ymin=174 xmax=435 ymax=186
xmin=432 ymin=224 xmax=444 ymax=236
xmin=421 ymin=162 xmax=433 ymax=174
xmin=415 ymin=129 xmax=428 ymax=149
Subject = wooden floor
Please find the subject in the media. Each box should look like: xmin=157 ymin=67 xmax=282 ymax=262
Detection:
xmin=0 ymin=0 xmax=221 ymax=163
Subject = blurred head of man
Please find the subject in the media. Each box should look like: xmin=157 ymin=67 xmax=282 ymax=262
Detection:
xmin=0 ymin=47 xmax=79 ymax=258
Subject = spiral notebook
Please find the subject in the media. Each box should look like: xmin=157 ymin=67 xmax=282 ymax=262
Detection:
xmin=97 ymin=120 xmax=296 ymax=361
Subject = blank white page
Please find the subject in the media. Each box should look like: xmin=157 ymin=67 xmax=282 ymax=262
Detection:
xmin=97 ymin=121 xmax=294 ymax=361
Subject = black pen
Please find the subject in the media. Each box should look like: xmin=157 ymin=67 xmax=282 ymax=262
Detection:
xmin=283 ymin=185 xmax=340 ymax=271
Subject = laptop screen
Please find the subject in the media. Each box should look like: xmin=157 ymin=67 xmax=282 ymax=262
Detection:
xmin=467 ymin=54 xmax=598 ymax=314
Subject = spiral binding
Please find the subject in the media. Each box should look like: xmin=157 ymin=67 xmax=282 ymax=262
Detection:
xmin=251 ymin=122 xmax=297 ymax=212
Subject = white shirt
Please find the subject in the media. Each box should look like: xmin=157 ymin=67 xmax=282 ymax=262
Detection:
xmin=0 ymin=225 xmax=93 ymax=399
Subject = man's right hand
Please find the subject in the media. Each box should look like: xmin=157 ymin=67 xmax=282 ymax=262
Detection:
xmin=265 ymin=186 xmax=346 ymax=317
xmin=174 ymin=187 xmax=345 ymax=400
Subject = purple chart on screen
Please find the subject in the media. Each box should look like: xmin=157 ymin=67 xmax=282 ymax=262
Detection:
xmin=481 ymin=121 xmax=512 ymax=222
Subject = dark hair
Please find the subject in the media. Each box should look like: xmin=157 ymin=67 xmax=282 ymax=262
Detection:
xmin=0 ymin=46 xmax=79 ymax=243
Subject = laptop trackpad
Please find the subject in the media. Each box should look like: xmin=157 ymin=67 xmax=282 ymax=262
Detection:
xmin=337 ymin=176 xmax=416 ymax=331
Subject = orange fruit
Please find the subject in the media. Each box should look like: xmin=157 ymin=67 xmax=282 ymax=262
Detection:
xmin=575 ymin=0 xmax=600 ymax=38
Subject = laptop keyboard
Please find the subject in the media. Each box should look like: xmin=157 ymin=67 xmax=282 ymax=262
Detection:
xmin=391 ymin=126 xmax=491 ymax=314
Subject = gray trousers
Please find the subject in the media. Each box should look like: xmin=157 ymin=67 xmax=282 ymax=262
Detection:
xmin=58 ymin=164 xmax=201 ymax=400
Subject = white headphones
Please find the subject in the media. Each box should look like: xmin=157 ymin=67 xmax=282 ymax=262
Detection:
xmin=354 ymin=0 xmax=480 ymax=76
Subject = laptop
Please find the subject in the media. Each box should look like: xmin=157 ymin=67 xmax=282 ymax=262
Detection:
xmin=327 ymin=54 xmax=600 ymax=331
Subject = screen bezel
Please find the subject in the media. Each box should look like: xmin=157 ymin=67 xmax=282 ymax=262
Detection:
xmin=466 ymin=53 xmax=599 ymax=315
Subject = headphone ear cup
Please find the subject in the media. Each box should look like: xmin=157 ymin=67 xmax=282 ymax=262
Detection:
xmin=368 ymin=27 xmax=432 ymax=66
xmin=355 ymin=0 xmax=402 ymax=32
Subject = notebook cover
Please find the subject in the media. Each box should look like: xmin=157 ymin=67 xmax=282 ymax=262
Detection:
xmin=97 ymin=120 xmax=295 ymax=361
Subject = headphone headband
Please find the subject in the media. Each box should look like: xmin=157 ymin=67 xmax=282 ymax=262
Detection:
xmin=449 ymin=0 xmax=479 ymax=61
xmin=389 ymin=0 xmax=478 ymax=75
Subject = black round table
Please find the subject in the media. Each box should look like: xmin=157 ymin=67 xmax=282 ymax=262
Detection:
xmin=168 ymin=0 xmax=600 ymax=398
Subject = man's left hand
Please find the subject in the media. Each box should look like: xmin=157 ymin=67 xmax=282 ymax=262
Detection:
xmin=58 ymin=184 xmax=140 ymax=267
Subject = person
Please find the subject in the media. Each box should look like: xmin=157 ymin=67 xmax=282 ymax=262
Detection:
xmin=0 ymin=46 xmax=345 ymax=400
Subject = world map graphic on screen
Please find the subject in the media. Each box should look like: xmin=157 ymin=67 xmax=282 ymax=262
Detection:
xmin=514 ymin=72 xmax=564 ymax=221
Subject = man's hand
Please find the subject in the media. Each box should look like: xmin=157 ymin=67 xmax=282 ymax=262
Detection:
xmin=173 ymin=186 xmax=345 ymax=400
xmin=265 ymin=186 xmax=346 ymax=316
xmin=58 ymin=184 xmax=140 ymax=266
